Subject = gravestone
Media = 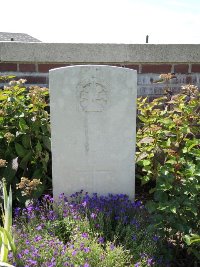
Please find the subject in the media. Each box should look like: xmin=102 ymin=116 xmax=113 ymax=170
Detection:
xmin=49 ymin=65 xmax=137 ymax=198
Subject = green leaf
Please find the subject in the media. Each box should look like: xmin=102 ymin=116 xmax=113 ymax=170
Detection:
xmin=32 ymin=183 xmax=45 ymax=199
xmin=16 ymin=87 xmax=26 ymax=96
xmin=19 ymin=118 xmax=29 ymax=131
xmin=166 ymin=159 xmax=176 ymax=164
xmin=139 ymin=137 xmax=154 ymax=144
xmin=2 ymin=180 xmax=8 ymax=216
xmin=3 ymin=229 xmax=16 ymax=255
xmin=7 ymin=97 xmax=15 ymax=103
xmin=182 ymin=147 xmax=188 ymax=153
xmin=136 ymin=152 xmax=148 ymax=162
xmin=191 ymin=248 xmax=200 ymax=260
xmin=184 ymin=235 xmax=192 ymax=245
xmin=154 ymin=191 xmax=168 ymax=202
xmin=166 ymin=138 xmax=171 ymax=147
xmin=42 ymin=136 xmax=51 ymax=151
xmin=15 ymin=143 xmax=28 ymax=157
xmin=0 ymin=229 xmax=8 ymax=262
xmin=158 ymin=204 xmax=169 ymax=211
xmin=170 ymin=207 xmax=177 ymax=214
xmin=137 ymin=115 xmax=147 ymax=123
xmin=22 ymin=135 xmax=31 ymax=148
xmin=36 ymin=141 xmax=42 ymax=153
xmin=0 ymin=94 xmax=7 ymax=101
xmin=32 ymin=168 xmax=43 ymax=179
xmin=142 ymin=160 xmax=151 ymax=166
xmin=149 ymin=187 xmax=156 ymax=194
xmin=2 ymin=160 xmax=18 ymax=184
xmin=141 ymin=175 xmax=150 ymax=185
xmin=184 ymin=234 xmax=200 ymax=247
xmin=19 ymin=151 xmax=33 ymax=169
xmin=146 ymin=201 xmax=157 ymax=213
xmin=0 ymin=75 xmax=16 ymax=80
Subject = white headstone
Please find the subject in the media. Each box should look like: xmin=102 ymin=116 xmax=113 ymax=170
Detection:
xmin=49 ymin=65 xmax=137 ymax=198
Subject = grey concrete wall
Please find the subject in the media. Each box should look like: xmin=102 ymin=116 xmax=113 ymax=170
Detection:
xmin=0 ymin=43 xmax=200 ymax=63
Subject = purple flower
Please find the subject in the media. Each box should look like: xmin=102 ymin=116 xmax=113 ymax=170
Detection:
xmin=110 ymin=243 xmax=115 ymax=250
xmin=26 ymin=259 xmax=37 ymax=266
xmin=80 ymin=242 xmax=85 ymax=250
xmin=36 ymin=225 xmax=42 ymax=231
xmin=72 ymin=250 xmax=77 ymax=256
xmin=14 ymin=207 xmax=21 ymax=217
xmin=98 ymin=236 xmax=104 ymax=244
xmin=47 ymin=262 xmax=56 ymax=267
xmin=82 ymin=201 xmax=87 ymax=207
xmin=17 ymin=253 xmax=23 ymax=259
xmin=11 ymin=191 xmax=157 ymax=267
xmin=135 ymin=201 xmax=142 ymax=207
xmin=59 ymin=193 xmax=65 ymax=199
xmin=132 ymin=235 xmax=137 ymax=241
xmin=90 ymin=213 xmax=97 ymax=219
xmin=26 ymin=205 xmax=34 ymax=212
xmin=147 ymin=258 xmax=153 ymax=266
xmin=82 ymin=232 xmax=89 ymax=238
xmin=23 ymin=249 xmax=29 ymax=255
xmin=34 ymin=235 xmax=42 ymax=242
xmin=153 ymin=235 xmax=159 ymax=242
xmin=84 ymin=247 xmax=90 ymax=253
xmin=43 ymin=194 xmax=51 ymax=200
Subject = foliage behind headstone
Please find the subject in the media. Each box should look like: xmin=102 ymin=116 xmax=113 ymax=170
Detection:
xmin=136 ymin=76 xmax=200 ymax=253
xmin=0 ymin=77 xmax=51 ymax=204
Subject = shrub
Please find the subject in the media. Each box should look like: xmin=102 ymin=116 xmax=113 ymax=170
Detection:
xmin=184 ymin=233 xmax=200 ymax=261
xmin=136 ymin=76 xmax=200 ymax=263
xmin=0 ymin=77 xmax=51 ymax=204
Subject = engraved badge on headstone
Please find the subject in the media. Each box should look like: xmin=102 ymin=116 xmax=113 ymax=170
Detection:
xmin=77 ymin=78 xmax=108 ymax=112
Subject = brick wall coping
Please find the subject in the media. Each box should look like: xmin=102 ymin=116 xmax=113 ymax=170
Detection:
xmin=0 ymin=42 xmax=200 ymax=63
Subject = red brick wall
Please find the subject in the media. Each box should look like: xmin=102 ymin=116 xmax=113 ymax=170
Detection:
xmin=0 ymin=62 xmax=200 ymax=97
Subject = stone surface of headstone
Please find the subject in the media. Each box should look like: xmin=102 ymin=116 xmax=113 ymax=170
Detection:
xmin=49 ymin=65 xmax=137 ymax=198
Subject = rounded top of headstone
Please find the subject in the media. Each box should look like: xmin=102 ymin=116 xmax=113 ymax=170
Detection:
xmin=49 ymin=64 xmax=137 ymax=74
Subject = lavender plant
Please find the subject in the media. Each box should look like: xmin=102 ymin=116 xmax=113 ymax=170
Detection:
xmin=9 ymin=192 xmax=161 ymax=267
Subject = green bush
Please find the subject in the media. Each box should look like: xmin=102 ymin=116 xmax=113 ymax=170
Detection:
xmin=0 ymin=77 xmax=51 ymax=204
xmin=184 ymin=233 xmax=200 ymax=262
xmin=136 ymin=76 xmax=200 ymax=257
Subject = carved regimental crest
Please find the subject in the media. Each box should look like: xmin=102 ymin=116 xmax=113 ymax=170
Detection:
xmin=78 ymin=79 xmax=109 ymax=112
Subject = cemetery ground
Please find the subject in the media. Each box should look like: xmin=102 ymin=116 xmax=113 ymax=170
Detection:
xmin=0 ymin=74 xmax=200 ymax=267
